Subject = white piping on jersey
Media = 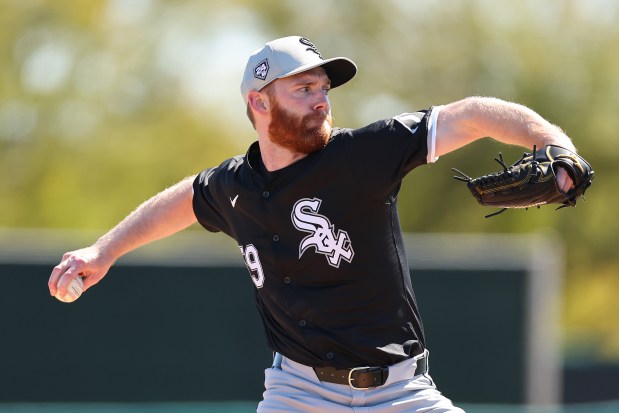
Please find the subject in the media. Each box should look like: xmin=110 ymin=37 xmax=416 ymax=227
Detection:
xmin=427 ymin=105 xmax=442 ymax=164
xmin=394 ymin=113 xmax=422 ymax=129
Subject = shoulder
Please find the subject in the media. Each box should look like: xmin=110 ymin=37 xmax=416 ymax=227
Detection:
xmin=218 ymin=154 xmax=247 ymax=173
xmin=195 ymin=154 xmax=248 ymax=187
xmin=331 ymin=111 xmax=429 ymax=142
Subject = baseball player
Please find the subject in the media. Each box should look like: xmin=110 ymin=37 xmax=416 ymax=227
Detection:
xmin=49 ymin=36 xmax=577 ymax=412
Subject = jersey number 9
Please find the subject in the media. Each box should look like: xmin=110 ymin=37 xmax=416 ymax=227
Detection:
xmin=240 ymin=244 xmax=265 ymax=289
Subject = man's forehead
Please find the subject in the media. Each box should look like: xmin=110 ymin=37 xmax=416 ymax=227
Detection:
xmin=285 ymin=67 xmax=330 ymax=84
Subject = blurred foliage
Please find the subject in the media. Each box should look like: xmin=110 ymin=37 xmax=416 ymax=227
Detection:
xmin=1 ymin=0 xmax=617 ymax=360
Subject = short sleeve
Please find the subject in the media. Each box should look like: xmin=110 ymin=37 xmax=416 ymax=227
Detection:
xmin=192 ymin=168 xmax=227 ymax=233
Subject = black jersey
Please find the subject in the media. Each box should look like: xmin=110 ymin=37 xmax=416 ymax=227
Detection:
xmin=193 ymin=110 xmax=435 ymax=368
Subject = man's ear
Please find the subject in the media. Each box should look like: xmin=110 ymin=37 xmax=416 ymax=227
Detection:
xmin=248 ymin=91 xmax=269 ymax=114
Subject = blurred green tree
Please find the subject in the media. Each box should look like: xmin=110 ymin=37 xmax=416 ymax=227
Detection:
xmin=1 ymin=0 xmax=617 ymax=361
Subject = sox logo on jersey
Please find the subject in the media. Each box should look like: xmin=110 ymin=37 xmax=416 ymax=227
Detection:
xmin=291 ymin=197 xmax=354 ymax=268
xmin=240 ymin=197 xmax=354 ymax=289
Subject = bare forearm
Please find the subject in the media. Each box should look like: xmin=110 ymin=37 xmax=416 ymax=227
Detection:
xmin=94 ymin=175 xmax=197 ymax=262
xmin=436 ymin=97 xmax=576 ymax=157
xmin=49 ymin=175 xmax=197 ymax=295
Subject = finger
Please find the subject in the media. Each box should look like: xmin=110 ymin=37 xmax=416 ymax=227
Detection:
xmin=556 ymin=168 xmax=575 ymax=193
xmin=48 ymin=258 xmax=72 ymax=296
xmin=55 ymin=273 xmax=72 ymax=296
xmin=49 ymin=252 xmax=79 ymax=295
xmin=54 ymin=264 xmax=81 ymax=297
xmin=50 ymin=258 xmax=82 ymax=295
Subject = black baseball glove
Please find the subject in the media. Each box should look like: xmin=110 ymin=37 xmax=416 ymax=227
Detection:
xmin=453 ymin=145 xmax=594 ymax=218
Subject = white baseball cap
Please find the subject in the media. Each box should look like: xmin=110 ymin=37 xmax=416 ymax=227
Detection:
xmin=240 ymin=36 xmax=357 ymax=103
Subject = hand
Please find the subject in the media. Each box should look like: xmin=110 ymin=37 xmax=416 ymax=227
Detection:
xmin=48 ymin=246 xmax=113 ymax=297
xmin=556 ymin=167 xmax=575 ymax=193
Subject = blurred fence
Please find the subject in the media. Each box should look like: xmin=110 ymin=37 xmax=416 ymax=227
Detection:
xmin=1 ymin=229 xmax=617 ymax=409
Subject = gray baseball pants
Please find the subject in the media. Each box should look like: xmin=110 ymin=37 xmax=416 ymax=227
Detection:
xmin=257 ymin=351 xmax=465 ymax=412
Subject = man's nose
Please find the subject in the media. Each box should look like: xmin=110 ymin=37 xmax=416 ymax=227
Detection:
xmin=313 ymin=91 xmax=330 ymax=112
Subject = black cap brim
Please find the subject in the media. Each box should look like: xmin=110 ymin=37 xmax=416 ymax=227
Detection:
xmin=320 ymin=58 xmax=358 ymax=89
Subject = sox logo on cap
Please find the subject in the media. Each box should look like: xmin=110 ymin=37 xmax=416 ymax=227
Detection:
xmin=299 ymin=37 xmax=322 ymax=58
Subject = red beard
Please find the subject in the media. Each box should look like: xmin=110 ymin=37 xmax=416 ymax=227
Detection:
xmin=267 ymin=99 xmax=333 ymax=155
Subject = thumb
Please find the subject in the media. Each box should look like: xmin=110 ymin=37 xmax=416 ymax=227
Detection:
xmin=80 ymin=264 xmax=112 ymax=291
xmin=81 ymin=273 xmax=102 ymax=291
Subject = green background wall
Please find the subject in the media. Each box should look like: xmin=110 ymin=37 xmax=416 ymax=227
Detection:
xmin=1 ymin=262 xmax=527 ymax=404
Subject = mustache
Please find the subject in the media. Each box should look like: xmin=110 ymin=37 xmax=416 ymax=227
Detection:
xmin=303 ymin=110 xmax=331 ymax=125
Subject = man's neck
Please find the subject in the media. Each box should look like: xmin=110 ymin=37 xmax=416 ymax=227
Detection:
xmin=258 ymin=138 xmax=308 ymax=172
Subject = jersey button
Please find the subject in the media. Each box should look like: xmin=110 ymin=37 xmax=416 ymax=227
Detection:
xmin=283 ymin=276 xmax=291 ymax=284
xmin=272 ymin=234 xmax=280 ymax=242
xmin=262 ymin=191 xmax=270 ymax=198
xmin=299 ymin=320 xmax=307 ymax=327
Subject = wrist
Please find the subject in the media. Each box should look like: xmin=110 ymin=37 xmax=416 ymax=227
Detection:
xmin=93 ymin=234 xmax=123 ymax=264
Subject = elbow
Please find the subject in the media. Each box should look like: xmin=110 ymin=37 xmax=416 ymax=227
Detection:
xmin=434 ymin=96 xmax=514 ymax=156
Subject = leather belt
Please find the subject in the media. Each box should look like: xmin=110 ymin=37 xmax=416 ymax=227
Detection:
xmin=313 ymin=352 xmax=428 ymax=390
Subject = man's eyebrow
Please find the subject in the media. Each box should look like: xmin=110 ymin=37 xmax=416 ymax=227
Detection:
xmin=292 ymin=74 xmax=331 ymax=87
